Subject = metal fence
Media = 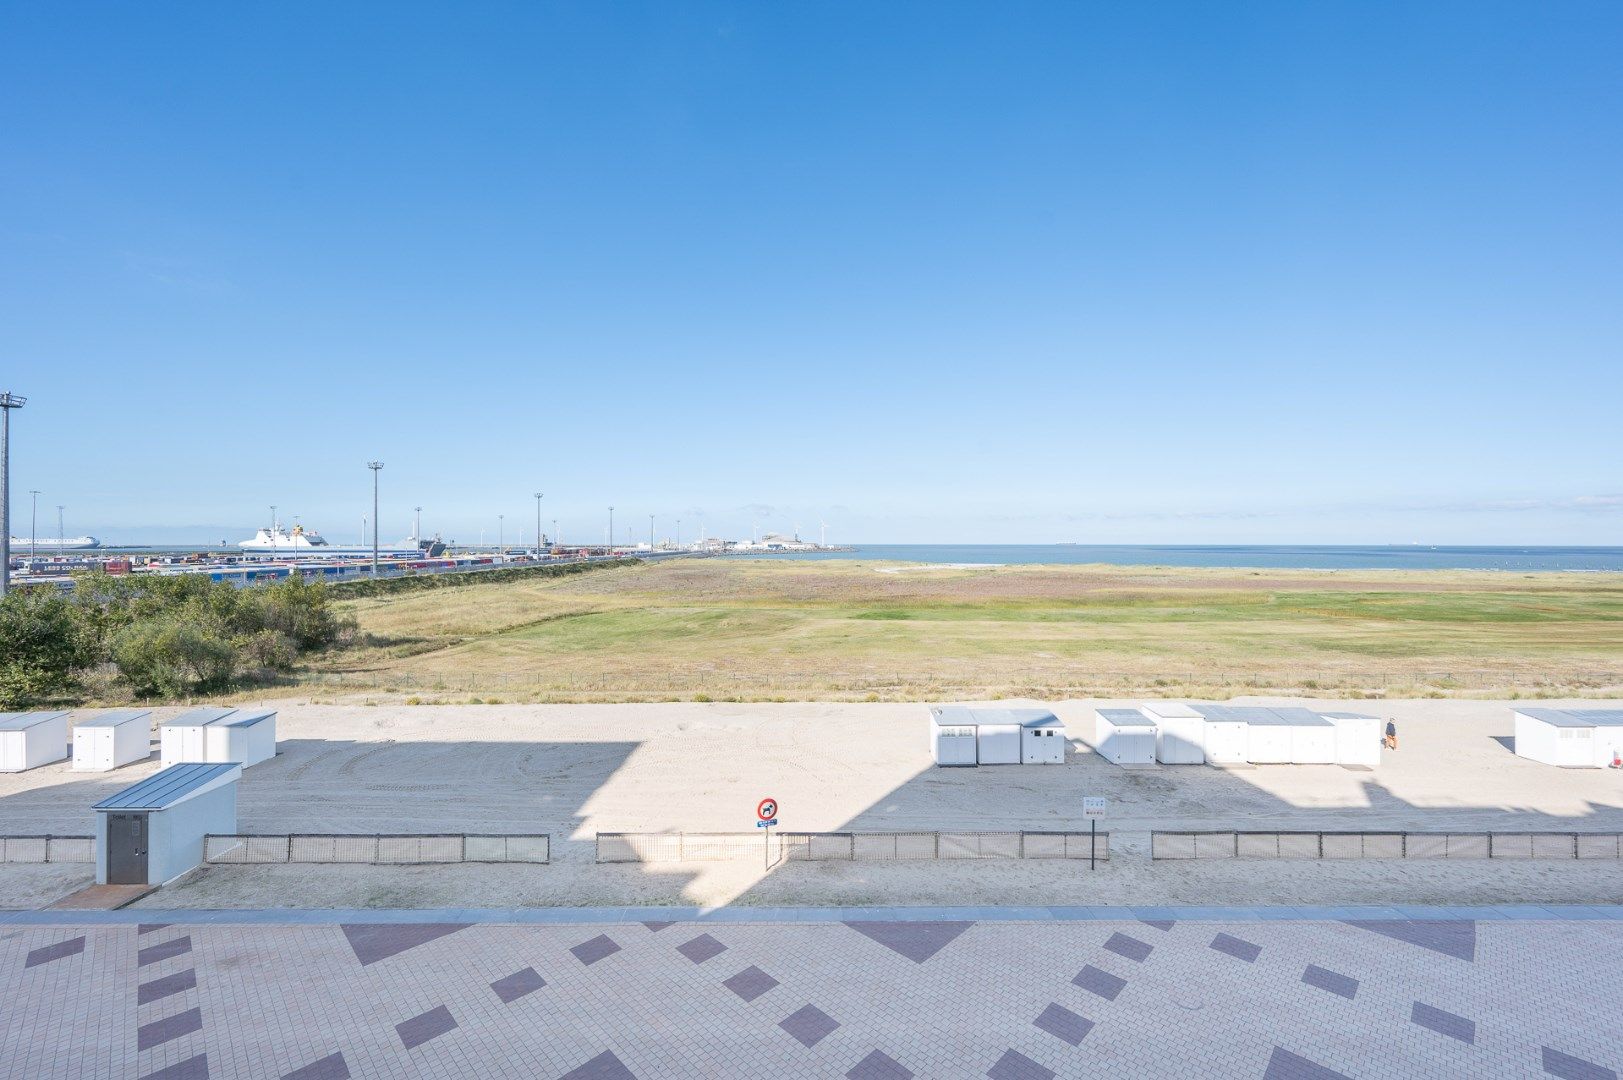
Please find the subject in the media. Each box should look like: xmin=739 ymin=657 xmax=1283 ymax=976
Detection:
xmin=203 ymin=834 xmax=550 ymax=865
xmin=595 ymin=830 xmax=1109 ymax=865
xmin=1152 ymin=831 xmax=1623 ymax=860
xmin=0 ymin=836 xmax=95 ymax=863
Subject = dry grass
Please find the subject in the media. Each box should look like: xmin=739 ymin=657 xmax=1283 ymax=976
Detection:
xmin=302 ymin=558 xmax=1623 ymax=701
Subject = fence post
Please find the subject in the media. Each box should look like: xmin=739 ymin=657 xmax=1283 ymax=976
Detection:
xmin=933 ymin=832 xmax=940 ymax=859
xmin=44 ymin=834 xmax=52 ymax=863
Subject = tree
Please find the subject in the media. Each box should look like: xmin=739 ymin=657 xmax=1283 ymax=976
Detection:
xmin=0 ymin=588 xmax=92 ymax=707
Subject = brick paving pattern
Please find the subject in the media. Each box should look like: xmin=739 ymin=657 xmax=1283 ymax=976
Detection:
xmin=1 ymin=915 xmax=1620 ymax=1078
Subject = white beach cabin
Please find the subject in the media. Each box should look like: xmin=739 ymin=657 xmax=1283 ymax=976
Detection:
xmin=1513 ymin=708 xmax=1623 ymax=769
xmin=1195 ymin=706 xmax=1249 ymax=764
xmin=1322 ymin=711 xmax=1383 ymax=767
xmin=203 ymin=707 xmax=277 ymax=768
xmin=159 ymin=707 xmax=238 ymax=767
xmin=929 ymin=707 xmax=1066 ymax=766
xmin=0 ymin=711 xmax=71 ymax=772
xmin=1142 ymin=702 xmax=1206 ymax=764
xmin=1095 ymin=708 xmax=1157 ymax=766
xmin=71 ymin=709 xmax=153 ymax=772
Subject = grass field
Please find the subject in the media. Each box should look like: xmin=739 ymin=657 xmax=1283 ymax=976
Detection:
xmin=303 ymin=558 xmax=1623 ymax=701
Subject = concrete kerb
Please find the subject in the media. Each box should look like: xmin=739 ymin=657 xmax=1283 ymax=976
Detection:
xmin=1 ymin=903 xmax=1619 ymax=927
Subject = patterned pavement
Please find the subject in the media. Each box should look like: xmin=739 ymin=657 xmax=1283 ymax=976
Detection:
xmin=3 ymin=911 xmax=1621 ymax=1079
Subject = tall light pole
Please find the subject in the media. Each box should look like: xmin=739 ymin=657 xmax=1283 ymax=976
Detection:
xmin=57 ymin=506 xmax=64 ymax=549
xmin=29 ymin=490 xmax=40 ymax=564
xmin=553 ymin=518 xmax=559 ymax=547
xmin=367 ymin=462 xmax=383 ymax=575
xmin=270 ymin=504 xmax=278 ymax=550
xmin=498 ymin=514 xmax=504 ymax=559
xmin=649 ymin=514 xmax=655 ymax=550
xmin=676 ymin=518 xmax=681 ymax=548
xmin=608 ymin=506 xmax=614 ymax=552
xmin=0 ymin=391 xmax=24 ymax=596
xmin=413 ymin=506 xmax=422 ymax=543
xmin=534 ymin=492 xmax=543 ymax=554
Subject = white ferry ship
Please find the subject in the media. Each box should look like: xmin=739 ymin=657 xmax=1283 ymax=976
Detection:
xmin=238 ymin=524 xmax=429 ymax=557
xmin=8 ymin=535 xmax=100 ymax=550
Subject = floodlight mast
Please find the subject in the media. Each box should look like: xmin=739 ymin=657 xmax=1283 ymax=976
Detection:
xmin=534 ymin=492 xmax=543 ymax=554
xmin=0 ymin=391 xmax=26 ymax=596
xmin=367 ymin=462 xmax=384 ymax=575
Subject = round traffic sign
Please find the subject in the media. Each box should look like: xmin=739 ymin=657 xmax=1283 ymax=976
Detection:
xmin=757 ymin=798 xmax=778 ymax=821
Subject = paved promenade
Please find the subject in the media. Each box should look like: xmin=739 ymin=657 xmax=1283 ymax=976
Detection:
xmin=3 ymin=908 xmax=1619 ymax=1079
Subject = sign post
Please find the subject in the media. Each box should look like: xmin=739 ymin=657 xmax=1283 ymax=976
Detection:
xmin=756 ymin=798 xmax=778 ymax=871
xmin=1082 ymin=796 xmax=1107 ymax=870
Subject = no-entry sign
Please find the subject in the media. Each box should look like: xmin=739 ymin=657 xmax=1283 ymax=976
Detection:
xmin=757 ymin=798 xmax=778 ymax=822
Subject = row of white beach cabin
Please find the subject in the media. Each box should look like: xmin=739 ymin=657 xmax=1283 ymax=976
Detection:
xmin=1096 ymin=703 xmax=1382 ymax=767
xmin=1512 ymin=708 xmax=1623 ymax=769
xmin=159 ymin=707 xmax=278 ymax=769
xmin=928 ymin=706 xmax=1067 ymax=766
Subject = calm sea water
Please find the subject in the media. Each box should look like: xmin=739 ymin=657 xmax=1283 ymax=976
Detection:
xmin=768 ymin=545 xmax=1623 ymax=571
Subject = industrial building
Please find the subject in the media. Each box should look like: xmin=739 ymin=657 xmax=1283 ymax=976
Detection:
xmin=928 ymin=706 xmax=1066 ymax=766
xmin=0 ymin=711 xmax=70 ymax=772
xmin=92 ymin=762 xmax=241 ymax=886
xmin=1513 ymin=708 xmax=1623 ymax=769
xmin=71 ymin=709 xmax=153 ymax=771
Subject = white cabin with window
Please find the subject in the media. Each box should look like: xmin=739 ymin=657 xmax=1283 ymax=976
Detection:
xmin=929 ymin=706 xmax=1066 ymax=767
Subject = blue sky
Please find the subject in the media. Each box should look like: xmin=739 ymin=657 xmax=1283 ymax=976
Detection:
xmin=2 ymin=2 xmax=1619 ymax=545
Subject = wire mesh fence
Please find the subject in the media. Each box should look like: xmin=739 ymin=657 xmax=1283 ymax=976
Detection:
xmin=595 ymin=830 xmax=1109 ymax=865
xmin=0 ymin=836 xmax=94 ymax=863
xmin=203 ymin=834 xmax=550 ymax=865
xmin=1152 ymin=831 xmax=1623 ymax=860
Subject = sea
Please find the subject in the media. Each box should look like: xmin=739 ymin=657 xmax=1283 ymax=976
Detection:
xmin=767 ymin=545 xmax=1623 ymax=572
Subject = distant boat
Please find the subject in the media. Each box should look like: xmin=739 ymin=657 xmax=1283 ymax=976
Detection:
xmin=10 ymin=535 xmax=99 ymax=550
xmin=238 ymin=524 xmax=429 ymax=557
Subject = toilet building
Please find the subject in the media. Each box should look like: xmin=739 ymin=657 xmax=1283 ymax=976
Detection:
xmin=0 ymin=711 xmax=71 ymax=772
xmin=1095 ymin=708 xmax=1157 ymax=766
xmin=160 ymin=707 xmax=239 ymax=766
xmin=1141 ymin=702 xmax=1206 ymax=765
xmin=93 ymin=762 xmax=241 ymax=885
xmin=71 ymin=709 xmax=153 ymax=772
xmin=929 ymin=706 xmax=1066 ymax=766
xmin=1513 ymin=708 xmax=1623 ymax=769
xmin=204 ymin=708 xmax=277 ymax=768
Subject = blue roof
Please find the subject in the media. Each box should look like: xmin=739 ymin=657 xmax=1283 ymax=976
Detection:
xmin=1518 ymin=708 xmax=1623 ymax=728
xmin=0 ymin=710 xmax=70 ymax=731
xmin=1191 ymin=705 xmax=1331 ymax=727
xmin=1098 ymin=708 xmax=1156 ymax=727
xmin=160 ymin=706 xmax=237 ymax=728
xmin=74 ymin=708 xmax=152 ymax=729
xmin=93 ymin=762 xmax=241 ymax=810
xmin=214 ymin=708 xmax=275 ymax=728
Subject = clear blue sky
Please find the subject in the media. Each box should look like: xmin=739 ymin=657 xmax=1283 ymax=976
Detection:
xmin=2 ymin=3 xmax=1619 ymax=545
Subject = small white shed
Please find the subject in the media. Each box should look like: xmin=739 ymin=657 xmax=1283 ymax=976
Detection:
xmin=0 ymin=711 xmax=71 ymax=772
xmin=71 ymin=709 xmax=153 ymax=772
xmin=1281 ymin=708 xmax=1338 ymax=764
xmin=1142 ymin=702 xmax=1206 ymax=765
xmin=1322 ymin=712 xmax=1382 ymax=767
xmin=1095 ymin=708 xmax=1157 ymax=765
xmin=1513 ymin=708 xmax=1623 ymax=769
xmin=1188 ymin=705 xmax=1249 ymax=764
xmin=928 ymin=707 xmax=979 ymax=766
xmin=159 ymin=707 xmax=238 ymax=767
xmin=1020 ymin=713 xmax=1066 ymax=764
xmin=204 ymin=707 xmax=277 ymax=768
xmin=93 ymin=762 xmax=241 ymax=885
xmin=928 ymin=706 xmax=1066 ymax=766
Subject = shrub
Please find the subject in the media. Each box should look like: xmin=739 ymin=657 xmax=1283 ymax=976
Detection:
xmin=110 ymin=615 xmax=238 ymax=698
xmin=0 ymin=588 xmax=93 ymax=707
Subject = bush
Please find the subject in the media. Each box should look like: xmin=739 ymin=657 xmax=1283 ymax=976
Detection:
xmin=0 ymin=588 xmax=93 ymax=707
xmin=111 ymin=615 xmax=238 ymax=698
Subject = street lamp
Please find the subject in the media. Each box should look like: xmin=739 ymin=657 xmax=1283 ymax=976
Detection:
xmin=413 ymin=506 xmax=422 ymax=544
xmin=498 ymin=514 xmax=504 ymax=560
xmin=367 ymin=462 xmax=383 ymax=575
xmin=29 ymin=490 xmax=40 ymax=564
xmin=649 ymin=514 xmax=655 ymax=551
xmin=0 ymin=391 xmax=24 ymax=595
xmin=534 ymin=492 xmax=543 ymax=555
xmin=676 ymin=518 xmax=681 ymax=549
xmin=608 ymin=506 xmax=614 ymax=552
